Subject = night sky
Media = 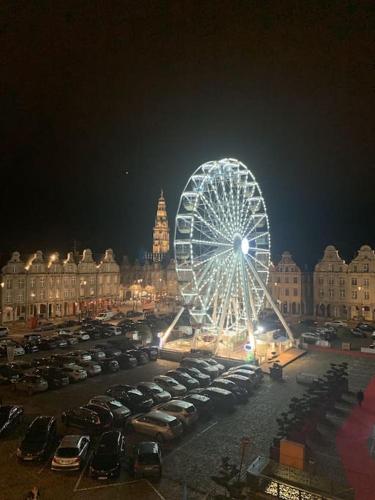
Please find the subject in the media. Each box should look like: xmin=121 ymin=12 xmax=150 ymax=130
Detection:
xmin=1 ymin=2 xmax=374 ymax=268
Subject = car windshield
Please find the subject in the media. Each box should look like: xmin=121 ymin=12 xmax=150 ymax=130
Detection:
xmin=57 ymin=447 xmax=79 ymax=458
xmin=108 ymin=401 xmax=123 ymax=409
xmin=138 ymin=453 xmax=159 ymax=464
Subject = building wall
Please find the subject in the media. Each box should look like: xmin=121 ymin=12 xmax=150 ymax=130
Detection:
xmin=314 ymin=244 xmax=375 ymax=320
xmin=1 ymin=249 xmax=120 ymax=323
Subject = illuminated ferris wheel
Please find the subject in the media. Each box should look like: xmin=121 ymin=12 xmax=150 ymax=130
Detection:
xmin=174 ymin=158 xmax=276 ymax=350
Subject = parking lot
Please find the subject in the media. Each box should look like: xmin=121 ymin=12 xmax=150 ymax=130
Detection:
xmin=1 ymin=319 xmax=375 ymax=499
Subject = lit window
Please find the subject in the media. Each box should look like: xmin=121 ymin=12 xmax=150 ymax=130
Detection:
xmin=364 ymin=292 xmax=370 ymax=300
xmin=352 ymin=291 xmax=357 ymax=299
xmin=329 ymin=289 xmax=334 ymax=298
xmin=363 ymin=263 xmax=369 ymax=272
xmin=340 ymin=289 xmax=345 ymax=298
xmin=6 ymin=279 xmax=12 ymax=289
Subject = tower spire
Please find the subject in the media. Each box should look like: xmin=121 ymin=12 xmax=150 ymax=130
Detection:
xmin=153 ymin=189 xmax=170 ymax=258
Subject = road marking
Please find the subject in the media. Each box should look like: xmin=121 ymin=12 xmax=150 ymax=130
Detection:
xmin=73 ymin=452 xmax=92 ymax=492
xmin=199 ymin=421 xmax=217 ymax=435
xmin=165 ymin=421 xmax=218 ymax=460
xmin=145 ymin=479 xmax=167 ymax=500
xmin=75 ymin=480 xmax=140 ymax=492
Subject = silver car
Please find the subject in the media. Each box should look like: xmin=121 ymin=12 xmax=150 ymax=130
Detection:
xmin=129 ymin=410 xmax=183 ymax=441
xmin=15 ymin=375 xmax=48 ymax=395
xmin=79 ymin=361 xmax=102 ymax=377
xmin=153 ymin=376 xmax=187 ymax=397
xmin=154 ymin=400 xmax=198 ymax=427
xmin=51 ymin=435 xmax=90 ymax=471
xmin=61 ymin=363 xmax=87 ymax=382
xmin=137 ymin=382 xmax=171 ymax=404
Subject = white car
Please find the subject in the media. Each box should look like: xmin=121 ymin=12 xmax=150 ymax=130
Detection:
xmin=78 ymin=361 xmax=102 ymax=377
xmin=72 ymin=331 xmax=90 ymax=342
xmin=324 ymin=320 xmax=347 ymax=328
xmin=154 ymin=400 xmax=198 ymax=427
xmin=95 ymin=311 xmax=116 ymax=321
xmin=153 ymin=376 xmax=187 ymax=397
xmin=51 ymin=435 xmax=90 ymax=471
xmin=104 ymin=326 xmax=122 ymax=336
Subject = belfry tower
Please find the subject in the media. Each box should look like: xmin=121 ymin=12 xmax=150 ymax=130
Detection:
xmin=152 ymin=189 xmax=170 ymax=258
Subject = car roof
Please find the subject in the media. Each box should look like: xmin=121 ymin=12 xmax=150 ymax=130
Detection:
xmin=91 ymin=395 xmax=113 ymax=403
xmin=185 ymin=394 xmax=209 ymax=402
xmin=59 ymin=435 xmax=86 ymax=447
xmin=147 ymin=410 xmax=176 ymax=422
xmin=162 ymin=400 xmax=191 ymax=409
xmin=137 ymin=441 xmax=159 ymax=454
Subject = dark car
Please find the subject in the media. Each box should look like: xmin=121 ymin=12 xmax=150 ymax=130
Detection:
xmin=139 ymin=346 xmax=158 ymax=361
xmin=95 ymin=344 xmax=122 ymax=358
xmin=117 ymin=353 xmax=137 ymax=369
xmin=89 ymin=396 xmax=131 ymax=425
xmin=34 ymin=367 xmax=69 ymax=389
xmin=62 ymin=406 xmax=113 ymax=433
xmin=211 ymin=378 xmax=249 ymax=403
xmin=88 ymin=329 xmax=102 ymax=340
xmin=166 ymin=370 xmax=199 ymax=390
xmin=126 ymin=349 xmax=149 ymax=365
xmin=137 ymin=382 xmax=171 ymax=405
xmin=222 ymin=373 xmax=254 ymax=394
xmin=31 ymin=357 xmax=52 ymax=368
xmin=85 ymin=404 xmax=114 ymax=430
xmin=90 ymin=430 xmax=126 ymax=479
xmin=0 ymin=364 xmax=21 ymax=384
xmin=8 ymin=360 xmax=33 ymax=373
xmin=106 ymin=385 xmax=154 ymax=413
xmin=0 ymin=405 xmax=24 ymax=436
xmin=21 ymin=340 xmax=40 ymax=354
xmin=50 ymin=335 xmax=68 ymax=349
xmin=176 ymin=366 xmax=211 ymax=387
xmin=133 ymin=441 xmax=162 ymax=479
xmin=182 ymin=394 xmax=214 ymax=420
xmin=180 ymin=358 xmax=219 ymax=379
xmin=199 ymin=358 xmax=225 ymax=375
xmin=17 ymin=416 xmax=57 ymax=461
xmin=24 ymin=333 xmax=42 ymax=344
xmin=87 ymin=348 xmax=106 ymax=361
xmin=98 ymin=357 xmax=120 ymax=373
xmin=351 ymin=328 xmax=367 ymax=338
xmin=39 ymin=337 xmax=58 ymax=350
xmin=190 ymin=387 xmax=236 ymax=413
xmin=356 ymin=323 xmax=375 ymax=333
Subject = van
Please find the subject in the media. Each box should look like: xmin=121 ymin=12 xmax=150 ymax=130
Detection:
xmin=0 ymin=327 xmax=9 ymax=338
xmin=95 ymin=311 xmax=116 ymax=322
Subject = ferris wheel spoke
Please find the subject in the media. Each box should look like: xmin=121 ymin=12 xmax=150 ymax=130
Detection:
xmin=241 ymin=212 xmax=266 ymax=239
xmin=208 ymin=177 xmax=236 ymax=239
xmin=217 ymin=173 xmax=237 ymax=234
xmin=193 ymin=211 xmax=232 ymax=243
xmin=248 ymin=253 xmax=269 ymax=271
xmin=246 ymin=231 xmax=270 ymax=243
xmin=239 ymin=194 xmax=262 ymax=235
xmin=193 ymin=246 xmax=232 ymax=269
xmin=199 ymin=192 xmax=233 ymax=240
xmin=201 ymin=252 xmax=234 ymax=311
xmin=191 ymin=239 xmax=231 ymax=248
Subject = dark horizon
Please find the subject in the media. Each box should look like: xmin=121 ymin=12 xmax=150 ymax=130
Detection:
xmin=1 ymin=2 xmax=374 ymax=270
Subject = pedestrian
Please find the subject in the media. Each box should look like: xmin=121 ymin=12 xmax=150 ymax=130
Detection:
xmin=356 ymin=389 xmax=364 ymax=407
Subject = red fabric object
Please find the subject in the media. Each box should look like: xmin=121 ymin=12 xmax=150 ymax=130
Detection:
xmin=336 ymin=377 xmax=375 ymax=499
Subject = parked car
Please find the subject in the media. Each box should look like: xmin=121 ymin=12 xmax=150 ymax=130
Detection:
xmin=98 ymin=357 xmax=120 ymax=373
xmin=324 ymin=320 xmax=348 ymax=328
xmin=176 ymin=366 xmax=211 ymax=387
xmin=23 ymin=333 xmax=42 ymax=343
xmin=0 ymin=339 xmax=25 ymax=357
xmin=137 ymin=382 xmax=171 ymax=405
xmin=58 ymin=333 xmax=79 ymax=346
xmin=62 ymin=406 xmax=112 ymax=433
xmin=227 ymin=364 xmax=263 ymax=382
xmin=87 ymin=329 xmax=102 ymax=340
xmin=351 ymin=328 xmax=367 ymax=338
xmin=199 ymin=358 xmax=225 ymax=374
xmin=139 ymin=346 xmax=158 ymax=361
xmin=8 ymin=360 xmax=33 ymax=372
xmin=87 ymin=348 xmax=106 ymax=361
xmin=90 ymin=430 xmax=126 ymax=479
xmin=0 ymin=365 xmax=21 ymax=384
xmin=165 ymin=370 xmax=200 ymax=390
xmin=34 ymin=367 xmax=69 ymax=389
xmin=0 ymin=405 xmax=24 ymax=436
xmin=103 ymin=326 xmax=122 ymax=336
xmin=356 ymin=323 xmax=375 ymax=333
xmin=117 ymin=352 xmax=138 ymax=369
xmin=17 ymin=416 xmax=57 ymax=461
xmin=88 ymin=396 xmax=131 ymax=425
xmin=59 ymin=363 xmax=88 ymax=382
xmin=15 ymin=375 xmax=48 ymax=395
xmin=190 ymin=387 xmax=236 ymax=412
xmin=38 ymin=337 xmax=58 ymax=351
xmin=133 ymin=441 xmax=162 ymax=479
xmin=183 ymin=394 xmax=214 ymax=420
xmin=154 ymin=400 xmax=198 ymax=427
xmin=49 ymin=336 xmax=68 ymax=349
xmin=51 ymin=434 xmax=90 ymax=471
xmin=128 ymin=411 xmax=183 ymax=441
xmin=223 ymin=369 xmax=258 ymax=387
xmin=106 ymin=385 xmax=153 ymax=413
xmin=300 ymin=332 xmax=318 ymax=344
xmin=126 ymin=349 xmax=149 ymax=365
xmin=77 ymin=361 xmax=102 ymax=377
xmin=211 ymin=378 xmax=248 ymax=403
xmin=85 ymin=404 xmax=115 ymax=430
xmin=72 ymin=331 xmax=91 ymax=342
xmin=222 ymin=373 xmax=254 ymax=394
xmin=21 ymin=340 xmax=40 ymax=354
xmin=180 ymin=358 xmax=219 ymax=379
xmin=95 ymin=311 xmax=116 ymax=322
xmin=95 ymin=344 xmax=122 ymax=358
xmin=31 ymin=357 xmax=51 ymax=368
xmin=299 ymin=319 xmax=317 ymax=327
xmin=153 ymin=375 xmax=187 ymax=397
xmin=0 ymin=326 xmax=9 ymax=338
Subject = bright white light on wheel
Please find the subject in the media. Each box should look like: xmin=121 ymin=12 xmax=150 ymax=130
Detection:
xmin=241 ymin=237 xmax=249 ymax=255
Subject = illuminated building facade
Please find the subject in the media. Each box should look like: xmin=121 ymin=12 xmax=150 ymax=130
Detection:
xmin=152 ymin=190 xmax=170 ymax=259
xmin=1 ymin=249 xmax=120 ymax=322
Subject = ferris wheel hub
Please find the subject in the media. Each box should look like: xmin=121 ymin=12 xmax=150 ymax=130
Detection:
xmin=241 ymin=237 xmax=249 ymax=255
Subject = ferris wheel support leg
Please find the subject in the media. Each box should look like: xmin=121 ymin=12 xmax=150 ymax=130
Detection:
xmin=159 ymin=306 xmax=185 ymax=348
xmin=246 ymin=258 xmax=295 ymax=342
xmin=214 ymin=256 xmax=238 ymax=356
xmin=239 ymin=257 xmax=257 ymax=354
